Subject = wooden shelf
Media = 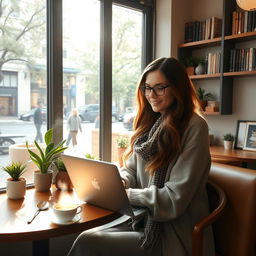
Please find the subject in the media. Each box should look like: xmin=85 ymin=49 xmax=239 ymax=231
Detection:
xmin=203 ymin=111 xmax=220 ymax=115
xmin=223 ymin=70 xmax=256 ymax=77
xmin=178 ymin=37 xmax=221 ymax=49
xmin=190 ymin=73 xmax=221 ymax=79
xmin=225 ymin=31 xmax=256 ymax=42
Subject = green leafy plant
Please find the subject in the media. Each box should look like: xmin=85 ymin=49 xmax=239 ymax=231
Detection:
xmin=197 ymin=87 xmax=214 ymax=101
xmin=223 ymin=133 xmax=235 ymax=141
xmin=2 ymin=162 xmax=26 ymax=181
xmin=26 ymin=128 xmax=68 ymax=174
xmin=54 ymin=158 xmax=67 ymax=172
xmin=185 ymin=56 xmax=201 ymax=67
xmin=85 ymin=153 xmax=98 ymax=160
xmin=117 ymin=136 xmax=129 ymax=148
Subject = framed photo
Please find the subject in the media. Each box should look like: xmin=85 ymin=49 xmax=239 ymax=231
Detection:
xmin=234 ymin=120 xmax=254 ymax=149
xmin=243 ymin=122 xmax=256 ymax=151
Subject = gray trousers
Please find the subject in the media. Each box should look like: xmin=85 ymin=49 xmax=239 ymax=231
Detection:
xmin=67 ymin=218 xmax=162 ymax=256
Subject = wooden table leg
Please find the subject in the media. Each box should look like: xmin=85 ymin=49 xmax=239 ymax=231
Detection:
xmin=32 ymin=239 xmax=49 ymax=256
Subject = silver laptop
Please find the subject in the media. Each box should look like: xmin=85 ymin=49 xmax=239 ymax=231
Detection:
xmin=61 ymin=154 xmax=134 ymax=217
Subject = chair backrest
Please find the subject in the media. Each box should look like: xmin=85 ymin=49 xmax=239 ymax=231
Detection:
xmin=209 ymin=163 xmax=256 ymax=256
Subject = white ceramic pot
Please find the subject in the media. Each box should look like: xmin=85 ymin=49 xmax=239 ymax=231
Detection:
xmin=195 ymin=62 xmax=204 ymax=75
xmin=9 ymin=143 xmax=46 ymax=182
xmin=224 ymin=140 xmax=234 ymax=150
xmin=34 ymin=171 xmax=53 ymax=192
xmin=6 ymin=178 xmax=26 ymax=199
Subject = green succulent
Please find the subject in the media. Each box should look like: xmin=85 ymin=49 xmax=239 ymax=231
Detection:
xmin=117 ymin=136 xmax=129 ymax=148
xmin=2 ymin=162 xmax=26 ymax=181
xmin=26 ymin=128 xmax=68 ymax=174
xmin=185 ymin=56 xmax=201 ymax=67
xmin=197 ymin=87 xmax=213 ymax=101
xmin=223 ymin=133 xmax=235 ymax=141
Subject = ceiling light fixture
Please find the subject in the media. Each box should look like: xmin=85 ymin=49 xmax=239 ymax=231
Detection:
xmin=236 ymin=0 xmax=256 ymax=11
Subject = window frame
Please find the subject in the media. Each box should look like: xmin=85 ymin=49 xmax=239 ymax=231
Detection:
xmin=48 ymin=0 xmax=154 ymax=161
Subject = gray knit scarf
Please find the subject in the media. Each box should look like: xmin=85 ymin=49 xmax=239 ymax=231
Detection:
xmin=134 ymin=115 xmax=168 ymax=250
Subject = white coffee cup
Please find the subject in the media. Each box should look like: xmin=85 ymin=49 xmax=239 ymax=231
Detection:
xmin=52 ymin=203 xmax=82 ymax=223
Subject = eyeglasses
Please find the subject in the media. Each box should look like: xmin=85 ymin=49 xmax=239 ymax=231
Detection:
xmin=140 ymin=84 xmax=169 ymax=96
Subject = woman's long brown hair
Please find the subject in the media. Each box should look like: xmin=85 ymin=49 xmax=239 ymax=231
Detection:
xmin=124 ymin=57 xmax=201 ymax=174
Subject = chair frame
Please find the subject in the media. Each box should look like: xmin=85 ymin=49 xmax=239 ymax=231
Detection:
xmin=192 ymin=180 xmax=227 ymax=256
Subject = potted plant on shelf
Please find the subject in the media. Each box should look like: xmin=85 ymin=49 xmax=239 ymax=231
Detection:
xmin=117 ymin=136 xmax=129 ymax=167
xmin=197 ymin=87 xmax=214 ymax=111
xmin=223 ymin=133 xmax=235 ymax=150
xmin=26 ymin=128 xmax=68 ymax=192
xmin=185 ymin=56 xmax=200 ymax=76
xmin=2 ymin=162 xmax=27 ymax=199
xmin=54 ymin=158 xmax=73 ymax=191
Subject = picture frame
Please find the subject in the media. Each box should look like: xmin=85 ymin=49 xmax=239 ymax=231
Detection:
xmin=243 ymin=122 xmax=256 ymax=151
xmin=234 ymin=120 xmax=255 ymax=149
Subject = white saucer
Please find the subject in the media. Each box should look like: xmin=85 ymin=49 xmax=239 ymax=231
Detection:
xmin=51 ymin=215 xmax=81 ymax=226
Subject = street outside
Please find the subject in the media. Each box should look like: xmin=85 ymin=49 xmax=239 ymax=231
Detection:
xmin=0 ymin=118 xmax=129 ymax=188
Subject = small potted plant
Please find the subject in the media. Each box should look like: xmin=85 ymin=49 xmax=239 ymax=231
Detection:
xmin=197 ymin=87 xmax=214 ymax=111
xmin=117 ymin=136 xmax=129 ymax=167
xmin=185 ymin=56 xmax=200 ymax=75
xmin=54 ymin=158 xmax=73 ymax=191
xmin=223 ymin=133 xmax=235 ymax=150
xmin=2 ymin=162 xmax=27 ymax=199
xmin=26 ymin=128 xmax=68 ymax=192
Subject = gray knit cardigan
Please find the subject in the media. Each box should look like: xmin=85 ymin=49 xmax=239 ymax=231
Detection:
xmin=120 ymin=114 xmax=215 ymax=256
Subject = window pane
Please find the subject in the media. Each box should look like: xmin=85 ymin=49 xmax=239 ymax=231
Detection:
xmin=0 ymin=0 xmax=47 ymax=188
xmin=62 ymin=0 xmax=100 ymax=159
xmin=112 ymin=5 xmax=143 ymax=165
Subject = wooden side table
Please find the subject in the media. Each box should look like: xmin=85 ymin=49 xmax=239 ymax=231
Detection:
xmin=210 ymin=146 xmax=256 ymax=168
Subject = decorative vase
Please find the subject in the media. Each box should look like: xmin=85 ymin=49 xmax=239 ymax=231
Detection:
xmin=224 ymin=140 xmax=234 ymax=150
xmin=195 ymin=62 xmax=204 ymax=75
xmin=6 ymin=178 xmax=26 ymax=199
xmin=34 ymin=171 xmax=53 ymax=192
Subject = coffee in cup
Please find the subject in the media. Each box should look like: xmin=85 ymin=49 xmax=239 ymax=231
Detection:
xmin=52 ymin=203 xmax=82 ymax=223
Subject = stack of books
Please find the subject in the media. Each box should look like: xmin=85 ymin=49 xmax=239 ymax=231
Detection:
xmin=205 ymin=52 xmax=221 ymax=74
xmin=184 ymin=17 xmax=222 ymax=43
xmin=229 ymin=48 xmax=256 ymax=72
xmin=232 ymin=10 xmax=256 ymax=35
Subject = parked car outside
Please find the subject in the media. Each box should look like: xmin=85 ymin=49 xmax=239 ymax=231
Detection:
xmin=118 ymin=107 xmax=136 ymax=122
xmin=19 ymin=108 xmax=46 ymax=122
xmin=74 ymin=104 xmax=119 ymax=123
xmin=123 ymin=111 xmax=136 ymax=131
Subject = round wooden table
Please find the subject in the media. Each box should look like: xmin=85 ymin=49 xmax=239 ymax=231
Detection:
xmin=0 ymin=186 xmax=120 ymax=256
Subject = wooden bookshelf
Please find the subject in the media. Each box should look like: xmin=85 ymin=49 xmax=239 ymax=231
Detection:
xmin=203 ymin=111 xmax=220 ymax=115
xmin=178 ymin=0 xmax=256 ymax=115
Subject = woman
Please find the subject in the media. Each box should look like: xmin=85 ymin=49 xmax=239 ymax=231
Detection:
xmin=68 ymin=57 xmax=215 ymax=256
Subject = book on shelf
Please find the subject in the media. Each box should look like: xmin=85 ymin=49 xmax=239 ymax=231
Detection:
xmin=184 ymin=16 xmax=222 ymax=43
xmin=229 ymin=48 xmax=256 ymax=72
xmin=232 ymin=10 xmax=256 ymax=35
xmin=211 ymin=17 xmax=222 ymax=39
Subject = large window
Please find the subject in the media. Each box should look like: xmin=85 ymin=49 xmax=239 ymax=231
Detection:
xmin=0 ymin=0 xmax=153 ymax=189
xmin=0 ymin=0 xmax=47 ymax=188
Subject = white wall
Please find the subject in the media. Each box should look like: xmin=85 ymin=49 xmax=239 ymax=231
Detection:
xmin=156 ymin=0 xmax=256 ymax=146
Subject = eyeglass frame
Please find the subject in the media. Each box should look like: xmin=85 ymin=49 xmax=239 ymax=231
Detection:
xmin=140 ymin=84 xmax=170 ymax=96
